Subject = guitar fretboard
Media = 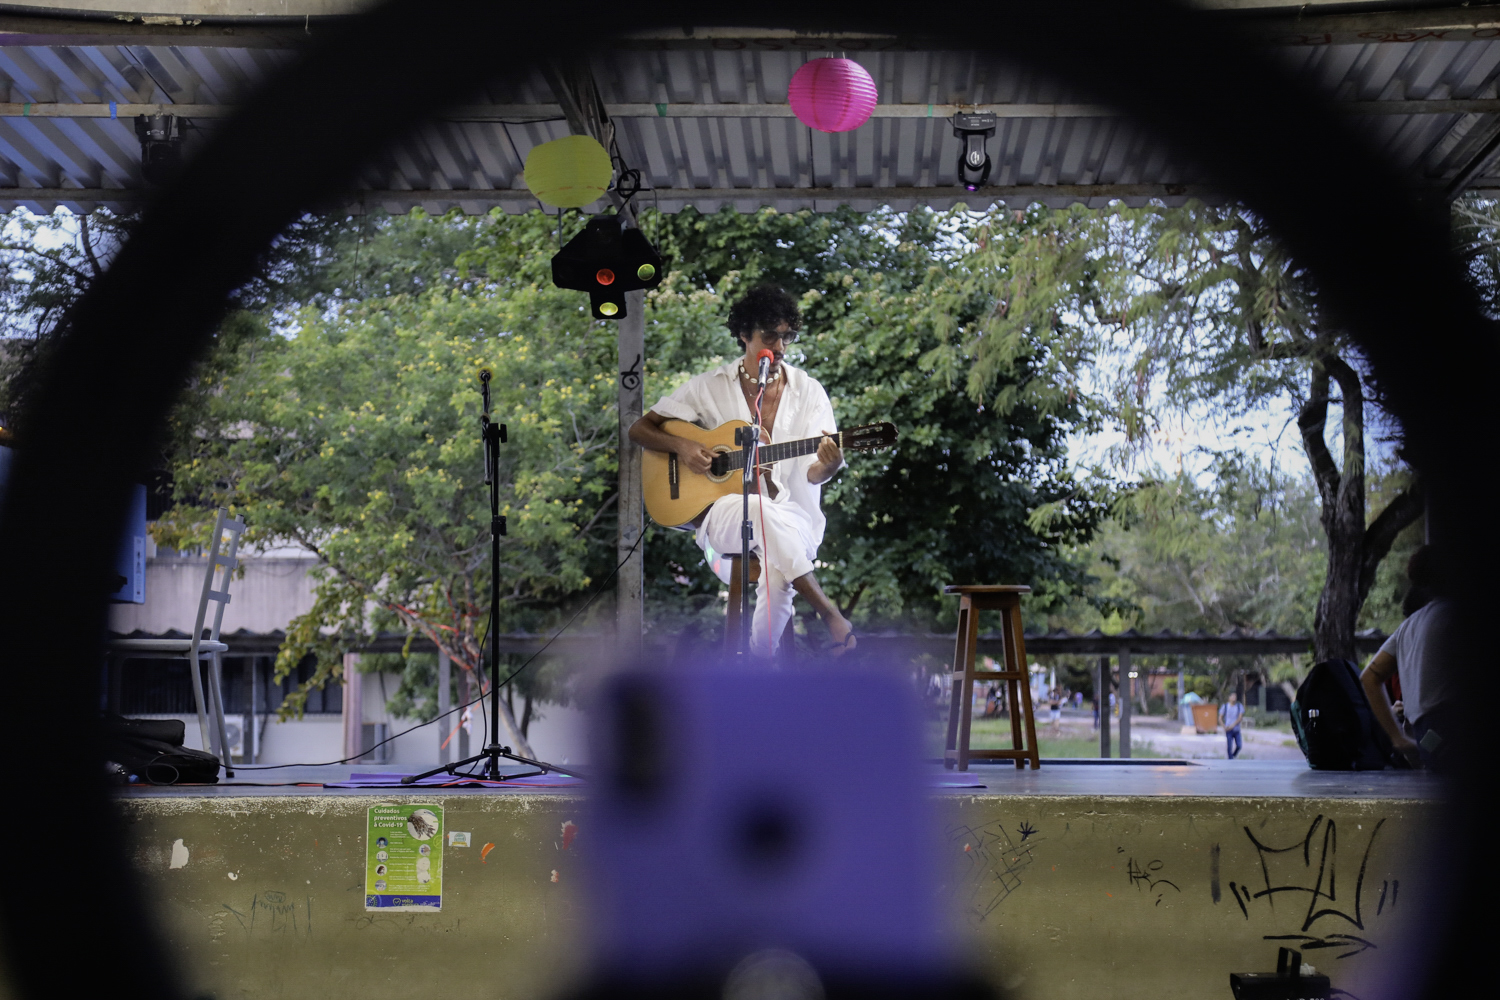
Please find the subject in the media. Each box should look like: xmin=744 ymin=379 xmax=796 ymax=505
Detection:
xmin=721 ymin=433 xmax=831 ymax=472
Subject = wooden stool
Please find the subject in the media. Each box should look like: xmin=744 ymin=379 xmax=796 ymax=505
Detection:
xmin=725 ymin=554 xmax=795 ymax=657
xmin=943 ymin=584 xmax=1040 ymax=770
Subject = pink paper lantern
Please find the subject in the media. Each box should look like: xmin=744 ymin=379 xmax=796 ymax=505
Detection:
xmin=787 ymin=58 xmax=878 ymax=133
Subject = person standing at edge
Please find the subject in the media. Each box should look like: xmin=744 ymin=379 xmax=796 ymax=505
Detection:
xmin=1220 ymin=691 xmax=1244 ymax=759
xmin=628 ymin=285 xmax=855 ymax=657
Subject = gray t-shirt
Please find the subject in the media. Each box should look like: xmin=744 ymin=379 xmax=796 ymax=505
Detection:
xmin=1377 ymin=599 xmax=1456 ymax=725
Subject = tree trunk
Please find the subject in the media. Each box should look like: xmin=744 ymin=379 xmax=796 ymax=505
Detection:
xmin=1299 ymin=355 xmax=1424 ymax=661
xmin=493 ymin=689 xmax=535 ymax=757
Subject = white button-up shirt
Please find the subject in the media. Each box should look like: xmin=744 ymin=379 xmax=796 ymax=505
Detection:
xmin=649 ymin=358 xmax=838 ymax=549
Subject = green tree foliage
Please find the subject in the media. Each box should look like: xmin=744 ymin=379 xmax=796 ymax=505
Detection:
xmin=1058 ymin=457 xmax=1326 ymax=636
xmin=951 ymin=202 xmax=1423 ymax=660
xmin=3 ymin=203 xmax=1112 ymax=720
xmin=642 ymin=206 xmax=1113 ymax=629
xmin=160 ymin=211 xmax=619 ymax=749
xmin=0 ymin=209 xmax=129 ymax=436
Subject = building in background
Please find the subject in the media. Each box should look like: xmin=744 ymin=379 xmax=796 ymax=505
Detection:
xmin=105 ymin=536 xmax=585 ymax=767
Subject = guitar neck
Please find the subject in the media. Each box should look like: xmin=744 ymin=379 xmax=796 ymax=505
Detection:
xmin=724 ymin=431 xmax=832 ymax=471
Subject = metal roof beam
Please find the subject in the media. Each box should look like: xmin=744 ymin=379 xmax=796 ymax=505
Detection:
xmin=0 ymin=182 xmax=1222 ymax=211
xmin=6 ymin=6 xmax=1500 ymax=50
xmin=0 ymin=13 xmax=319 ymax=48
xmin=5 ymin=99 xmax=1499 ymax=121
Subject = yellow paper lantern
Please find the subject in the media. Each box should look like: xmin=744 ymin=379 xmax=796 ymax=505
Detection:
xmin=524 ymin=135 xmax=612 ymax=208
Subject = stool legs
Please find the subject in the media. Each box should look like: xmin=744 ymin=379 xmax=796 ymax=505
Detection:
xmin=944 ymin=598 xmax=979 ymax=770
xmin=724 ymin=554 xmax=796 ymax=658
xmin=1001 ymin=600 xmax=1040 ymax=770
xmin=943 ymin=591 xmax=1040 ymax=771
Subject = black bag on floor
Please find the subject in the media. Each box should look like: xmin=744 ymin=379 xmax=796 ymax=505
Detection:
xmin=1290 ymin=659 xmax=1398 ymax=770
xmin=100 ymin=713 xmax=220 ymax=784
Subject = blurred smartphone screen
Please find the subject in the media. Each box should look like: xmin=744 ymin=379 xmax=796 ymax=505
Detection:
xmin=585 ymin=664 xmax=951 ymax=984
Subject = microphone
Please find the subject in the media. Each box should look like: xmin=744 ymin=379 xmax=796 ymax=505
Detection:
xmin=756 ymin=348 xmax=774 ymax=386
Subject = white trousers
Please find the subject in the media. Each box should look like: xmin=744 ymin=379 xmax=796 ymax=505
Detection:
xmin=698 ymin=493 xmax=818 ymax=654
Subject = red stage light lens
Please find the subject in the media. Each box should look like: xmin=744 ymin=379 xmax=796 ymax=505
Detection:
xmin=596 ymin=268 xmax=616 ymax=285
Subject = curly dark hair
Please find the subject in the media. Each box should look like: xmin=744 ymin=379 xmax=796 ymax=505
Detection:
xmin=726 ymin=284 xmax=803 ymax=347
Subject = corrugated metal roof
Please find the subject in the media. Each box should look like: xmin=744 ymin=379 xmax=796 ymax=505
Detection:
xmin=5 ymin=30 xmax=1500 ymax=214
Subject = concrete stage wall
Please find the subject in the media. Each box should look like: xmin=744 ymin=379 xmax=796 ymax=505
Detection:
xmin=0 ymin=767 xmax=1440 ymax=999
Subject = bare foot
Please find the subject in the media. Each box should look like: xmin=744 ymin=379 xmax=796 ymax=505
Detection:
xmin=828 ymin=615 xmax=857 ymax=658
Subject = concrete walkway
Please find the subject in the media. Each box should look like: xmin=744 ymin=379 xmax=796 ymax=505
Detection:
xmin=1024 ymin=708 xmax=1306 ymax=761
xmin=1129 ymin=713 xmax=1305 ymax=761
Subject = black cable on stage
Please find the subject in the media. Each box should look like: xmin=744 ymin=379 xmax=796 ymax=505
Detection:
xmin=233 ymin=528 xmax=644 ymax=770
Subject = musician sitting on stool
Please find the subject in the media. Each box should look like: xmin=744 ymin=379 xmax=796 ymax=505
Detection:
xmin=628 ymin=284 xmax=856 ymax=657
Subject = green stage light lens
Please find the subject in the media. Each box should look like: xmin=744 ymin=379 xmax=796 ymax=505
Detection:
xmin=599 ymin=301 xmax=619 ymax=317
xmin=637 ymin=263 xmax=656 ymax=281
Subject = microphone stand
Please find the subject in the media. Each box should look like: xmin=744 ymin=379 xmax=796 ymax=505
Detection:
xmin=403 ymin=371 xmax=583 ymax=784
xmin=735 ymin=354 xmax=770 ymax=656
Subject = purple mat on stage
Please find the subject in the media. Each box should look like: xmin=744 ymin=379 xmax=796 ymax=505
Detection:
xmin=325 ymin=771 xmax=585 ymax=788
xmin=325 ymin=771 xmax=977 ymax=790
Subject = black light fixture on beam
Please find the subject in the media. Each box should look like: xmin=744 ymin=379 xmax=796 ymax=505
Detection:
xmin=551 ymin=213 xmax=666 ymax=320
xmin=134 ymin=114 xmax=184 ymax=186
xmin=952 ymin=112 xmax=997 ymax=191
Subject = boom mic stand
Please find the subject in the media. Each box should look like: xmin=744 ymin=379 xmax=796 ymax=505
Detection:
xmin=735 ymin=420 xmax=757 ymax=656
xmin=403 ymin=370 xmax=582 ymax=784
xmin=735 ymin=352 xmax=771 ymax=656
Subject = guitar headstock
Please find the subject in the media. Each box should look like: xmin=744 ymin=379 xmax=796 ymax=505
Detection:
xmin=841 ymin=422 xmax=899 ymax=451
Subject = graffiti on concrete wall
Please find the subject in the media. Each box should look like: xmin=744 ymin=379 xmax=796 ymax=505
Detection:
xmin=1213 ymin=814 xmax=1392 ymax=960
xmin=947 ymin=818 xmax=1041 ymax=924
xmin=215 ymin=890 xmax=314 ymax=939
xmin=1126 ymin=855 xmax=1181 ymax=907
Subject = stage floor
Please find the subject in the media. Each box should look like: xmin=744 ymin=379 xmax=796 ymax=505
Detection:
xmin=116 ymin=758 xmax=1445 ymax=800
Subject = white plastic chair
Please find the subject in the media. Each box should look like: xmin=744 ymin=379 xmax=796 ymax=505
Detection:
xmin=108 ymin=508 xmax=245 ymax=777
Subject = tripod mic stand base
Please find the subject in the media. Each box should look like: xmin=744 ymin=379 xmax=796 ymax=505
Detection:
xmin=399 ymin=744 xmax=584 ymax=785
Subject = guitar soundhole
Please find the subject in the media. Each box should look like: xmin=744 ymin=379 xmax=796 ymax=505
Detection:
xmin=707 ymin=446 xmax=733 ymax=483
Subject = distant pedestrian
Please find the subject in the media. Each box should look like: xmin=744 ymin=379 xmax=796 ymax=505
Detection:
xmin=1221 ymin=692 xmax=1244 ymax=759
xmin=1074 ymin=691 xmax=1083 ymax=710
xmin=1049 ymin=697 xmax=1061 ymax=728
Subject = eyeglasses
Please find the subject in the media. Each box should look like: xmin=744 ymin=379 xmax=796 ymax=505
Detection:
xmin=753 ymin=329 xmax=798 ymax=346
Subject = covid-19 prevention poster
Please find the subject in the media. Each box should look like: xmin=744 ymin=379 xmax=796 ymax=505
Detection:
xmin=365 ymin=803 xmax=444 ymax=911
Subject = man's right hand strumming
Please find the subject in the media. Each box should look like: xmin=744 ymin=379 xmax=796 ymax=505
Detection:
xmin=676 ymin=440 xmax=715 ymax=475
xmin=628 ymin=410 xmax=715 ymax=474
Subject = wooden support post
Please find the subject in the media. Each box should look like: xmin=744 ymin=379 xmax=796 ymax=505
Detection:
xmin=437 ymin=649 xmax=451 ymax=764
xmin=342 ymin=652 xmax=363 ymax=763
xmin=248 ymin=655 xmax=258 ymax=764
xmin=1176 ymin=656 xmax=1186 ymax=723
xmin=458 ymin=666 xmax=471 ymax=760
xmin=1119 ymin=646 xmax=1132 ymax=759
xmin=1099 ymin=655 xmax=1111 ymax=758
xmin=617 ymin=289 xmax=645 ymax=657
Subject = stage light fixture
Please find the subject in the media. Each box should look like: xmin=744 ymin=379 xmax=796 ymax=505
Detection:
xmin=134 ymin=114 xmax=185 ymax=186
xmin=551 ymin=214 xmax=667 ymax=320
xmin=952 ymin=112 xmax=997 ymax=192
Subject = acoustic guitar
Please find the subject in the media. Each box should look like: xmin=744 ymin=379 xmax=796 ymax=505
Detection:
xmin=641 ymin=418 xmax=899 ymax=527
